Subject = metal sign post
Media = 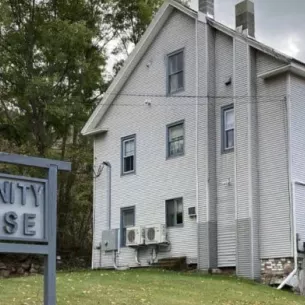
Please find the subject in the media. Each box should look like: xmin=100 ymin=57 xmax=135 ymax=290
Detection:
xmin=0 ymin=153 xmax=71 ymax=305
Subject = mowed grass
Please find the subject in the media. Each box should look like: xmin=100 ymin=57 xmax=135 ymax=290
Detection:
xmin=1 ymin=269 xmax=305 ymax=305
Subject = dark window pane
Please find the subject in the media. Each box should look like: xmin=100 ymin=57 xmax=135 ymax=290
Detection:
xmin=169 ymin=74 xmax=178 ymax=93
xmin=123 ymin=209 xmax=135 ymax=227
xmin=176 ymin=200 xmax=183 ymax=224
xmin=166 ymin=198 xmax=183 ymax=227
xmin=225 ymin=109 xmax=234 ymax=130
xmin=177 ymin=52 xmax=183 ymax=71
xmin=124 ymin=139 xmax=134 ymax=156
xmin=169 ymin=55 xmax=177 ymax=74
xmin=169 ymin=124 xmax=183 ymax=141
xmin=124 ymin=156 xmax=134 ymax=172
xmin=169 ymin=139 xmax=184 ymax=156
xmin=166 ymin=201 xmax=175 ymax=227
xmin=168 ymin=123 xmax=184 ymax=157
xmin=177 ymin=71 xmax=184 ymax=89
xmin=226 ymin=129 xmax=234 ymax=149
xmin=122 ymin=228 xmax=126 ymax=246
xmin=177 ymin=212 xmax=183 ymax=225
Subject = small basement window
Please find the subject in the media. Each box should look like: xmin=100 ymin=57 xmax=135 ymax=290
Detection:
xmin=121 ymin=207 xmax=135 ymax=246
xmin=166 ymin=198 xmax=183 ymax=227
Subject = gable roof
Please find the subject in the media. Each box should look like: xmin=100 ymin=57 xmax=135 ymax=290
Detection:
xmin=81 ymin=0 xmax=196 ymax=136
xmin=81 ymin=0 xmax=305 ymax=136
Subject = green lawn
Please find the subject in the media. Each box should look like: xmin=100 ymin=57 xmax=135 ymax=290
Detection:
xmin=1 ymin=269 xmax=305 ymax=305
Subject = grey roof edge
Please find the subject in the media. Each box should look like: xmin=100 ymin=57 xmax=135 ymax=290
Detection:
xmin=207 ymin=18 xmax=305 ymax=68
xmin=81 ymin=0 xmax=196 ymax=136
xmin=258 ymin=63 xmax=305 ymax=80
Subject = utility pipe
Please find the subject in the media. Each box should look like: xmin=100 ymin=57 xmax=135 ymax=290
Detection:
xmin=195 ymin=11 xmax=199 ymax=224
xmin=112 ymin=251 xmax=129 ymax=271
xmin=135 ymin=248 xmax=141 ymax=266
xmin=103 ymin=161 xmax=112 ymax=230
xmin=278 ymin=180 xmax=300 ymax=289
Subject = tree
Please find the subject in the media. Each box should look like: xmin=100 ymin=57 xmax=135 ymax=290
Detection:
xmin=106 ymin=0 xmax=164 ymax=74
xmin=0 ymin=0 xmax=107 ymax=256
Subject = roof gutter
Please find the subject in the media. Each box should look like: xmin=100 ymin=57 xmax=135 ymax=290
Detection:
xmin=82 ymin=128 xmax=108 ymax=137
xmin=258 ymin=63 xmax=305 ymax=80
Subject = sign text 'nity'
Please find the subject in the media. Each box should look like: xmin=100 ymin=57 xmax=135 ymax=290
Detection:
xmin=0 ymin=176 xmax=46 ymax=241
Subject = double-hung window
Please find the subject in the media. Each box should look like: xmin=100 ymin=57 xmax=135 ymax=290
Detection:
xmin=121 ymin=135 xmax=136 ymax=174
xmin=168 ymin=50 xmax=184 ymax=94
xmin=121 ymin=207 xmax=135 ymax=246
xmin=167 ymin=121 xmax=184 ymax=158
xmin=166 ymin=198 xmax=183 ymax=227
xmin=222 ymin=105 xmax=234 ymax=151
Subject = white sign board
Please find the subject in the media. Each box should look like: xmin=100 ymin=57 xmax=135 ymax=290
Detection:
xmin=0 ymin=174 xmax=46 ymax=242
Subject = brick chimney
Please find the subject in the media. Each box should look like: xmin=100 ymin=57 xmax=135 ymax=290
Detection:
xmin=198 ymin=0 xmax=214 ymax=17
xmin=235 ymin=0 xmax=255 ymax=37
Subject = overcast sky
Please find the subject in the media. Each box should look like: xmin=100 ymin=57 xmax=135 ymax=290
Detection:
xmin=191 ymin=0 xmax=305 ymax=61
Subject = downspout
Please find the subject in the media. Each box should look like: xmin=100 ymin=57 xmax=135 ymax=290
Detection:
xmin=247 ymin=45 xmax=254 ymax=279
xmin=233 ymin=37 xmax=238 ymax=274
xmin=278 ymin=73 xmax=296 ymax=289
xmin=278 ymin=181 xmax=297 ymax=289
xmin=195 ymin=18 xmax=199 ymax=227
xmin=103 ymin=161 xmax=130 ymax=271
xmin=103 ymin=161 xmax=112 ymax=230
xmin=92 ymin=142 xmax=96 ymax=269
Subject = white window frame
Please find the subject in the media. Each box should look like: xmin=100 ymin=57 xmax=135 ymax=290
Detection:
xmin=222 ymin=105 xmax=234 ymax=152
xmin=121 ymin=135 xmax=136 ymax=175
xmin=167 ymin=120 xmax=185 ymax=159
xmin=167 ymin=49 xmax=184 ymax=95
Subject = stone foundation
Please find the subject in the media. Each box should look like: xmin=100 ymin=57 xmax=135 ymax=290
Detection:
xmin=260 ymin=256 xmax=305 ymax=293
xmin=0 ymin=255 xmax=43 ymax=278
xmin=261 ymin=257 xmax=295 ymax=285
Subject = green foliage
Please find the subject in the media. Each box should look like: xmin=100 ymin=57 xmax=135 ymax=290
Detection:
xmin=106 ymin=0 xmax=164 ymax=74
xmin=0 ymin=0 xmax=106 ymax=255
xmin=1 ymin=270 xmax=305 ymax=304
xmin=0 ymin=0 xmax=173 ymax=257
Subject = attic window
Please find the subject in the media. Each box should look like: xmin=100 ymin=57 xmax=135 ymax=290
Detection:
xmin=167 ymin=50 xmax=184 ymax=94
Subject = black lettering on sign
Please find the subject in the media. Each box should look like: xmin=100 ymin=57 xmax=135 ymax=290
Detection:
xmin=24 ymin=213 xmax=36 ymax=236
xmin=3 ymin=212 xmax=18 ymax=234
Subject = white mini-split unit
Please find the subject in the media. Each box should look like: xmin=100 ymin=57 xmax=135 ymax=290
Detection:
xmin=125 ymin=224 xmax=168 ymax=247
xmin=126 ymin=226 xmax=145 ymax=247
xmin=145 ymin=224 xmax=167 ymax=245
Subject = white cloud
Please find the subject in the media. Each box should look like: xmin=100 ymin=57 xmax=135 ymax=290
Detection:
xmin=278 ymin=35 xmax=301 ymax=58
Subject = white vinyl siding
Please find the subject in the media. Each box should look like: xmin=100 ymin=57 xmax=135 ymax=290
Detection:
xmin=92 ymin=10 xmax=198 ymax=269
xmin=215 ymin=32 xmax=236 ymax=268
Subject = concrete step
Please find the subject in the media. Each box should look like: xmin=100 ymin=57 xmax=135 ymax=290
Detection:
xmin=153 ymin=256 xmax=187 ymax=271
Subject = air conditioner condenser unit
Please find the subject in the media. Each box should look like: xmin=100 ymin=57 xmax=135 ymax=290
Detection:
xmin=126 ymin=226 xmax=145 ymax=247
xmin=145 ymin=224 xmax=168 ymax=245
